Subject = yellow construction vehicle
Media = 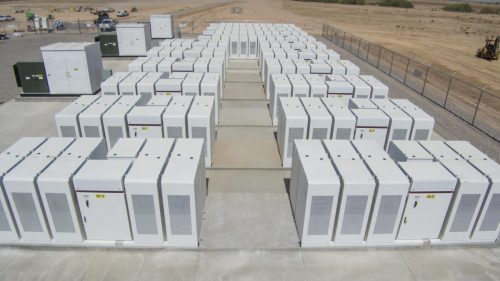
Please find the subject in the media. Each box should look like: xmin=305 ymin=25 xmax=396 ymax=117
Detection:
xmin=476 ymin=36 xmax=499 ymax=60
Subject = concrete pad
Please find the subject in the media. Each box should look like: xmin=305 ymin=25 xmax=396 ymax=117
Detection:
xmin=226 ymin=69 xmax=262 ymax=83
xmin=82 ymin=251 xmax=144 ymax=281
xmin=207 ymin=170 xmax=287 ymax=194
xmin=400 ymin=248 xmax=500 ymax=281
xmin=134 ymin=251 xmax=199 ymax=281
xmin=228 ymin=60 xmax=260 ymax=70
xmin=195 ymin=251 xmax=306 ymax=281
xmin=224 ymin=82 xmax=266 ymax=100
xmin=213 ymin=127 xmax=281 ymax=168
xmin=103 ymin=58 xmax=134 ymax=73
xmin=200 ymin=193 xmax=299 ymax=249
xmin=216 ymin=126 xmax=276 ymax=140
xmin=301 ymin=250 xmax=415 ymax=281
xmin=0 ymin=100 xmax=69 ymax=150
xmin=219 ymin=100 xmax=272 ymax=126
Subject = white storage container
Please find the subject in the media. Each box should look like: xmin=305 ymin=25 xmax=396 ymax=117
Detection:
xmin=150 ymin=15 xmax=174 ymax=39
xmin=351 ymin=109 xmax=390 ymax=147
xmin=119 ymin=72 xmax=147 ymax=95
xmin=321 ymin=98 xmax=356 ymax=140
xmin=163 ymin=96 xmax=193 ymax=138
xmin=101 ymin=72 xmax=131 ymax=95
xmin=372 ymin=99 xmax=413 ymax=149
xmin=55 ymin=95 xmax=100 ymax=138
xmin=188 ymin=96 xmax=215 ymax=167
xmin=277 ymin=97 xmax=308 ymax=167
xmin=106 ymin=138 xmax=145 ymax=160
xmin=391 ymin=99 xmax=434 ymax=140
xmin=79 ymin=96 xmax=120 ymax=138
xmin=161 ymin=139 xmax=206 ymax=247
xmin=388 ymin=140 xmax=434 ymax=162
xmin=102 ymin=96 xmax=141 ymax=148
xmin=127 ymin=106 xmax=166 ymax=138
xmin=41 ymin=42 xmax=103 ymax=95
xmin=270 ymin=74 xmax=292 ymax=125
xmin=74 ymin=159 xmax=133 ymax=241
xmin=128 ymin=57 xmax=150 ymax=72
xmin=116 ymin=23 xmax=152 ymax=56
xmin=301 ymin=97 xmax=332 ymax=140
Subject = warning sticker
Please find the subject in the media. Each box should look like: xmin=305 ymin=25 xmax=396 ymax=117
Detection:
xmin=96 ymin=194 xmax=105 ymax=199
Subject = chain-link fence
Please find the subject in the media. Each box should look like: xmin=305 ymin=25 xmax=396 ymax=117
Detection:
xmin=1 ymin=19 xmax=99 ymax=34
xmin=322 ymin=24 xmax=500 ymax=142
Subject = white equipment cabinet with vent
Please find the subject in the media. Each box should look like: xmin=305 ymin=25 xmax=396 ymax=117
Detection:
xmin=348 ymin=98 xmax=377 ymax=109
xmin=188 ymin=96 xmax=215 ymax=167
xmin=339 ymin=60 xmax=360 ymax=75
xmin=157 ymin=57 xmax=178 ymax=76
xmin=438 ymin=158 xmax=489 ymax=243
xmin=364 ymin=158 xmax=409 ymax=245
xmin=397 ymin=162 xmax=457 ymax=241
xmin=137 ymin=72 xmax=167 ymax=100
xmin=101 ymin=72 xmax=130 ymax=95
xmin=116 ymin=23 xmax=152 ymax=56
xmin=358 ymin=75 xmax=388 ymax=99
xmin=127 ymin=106 xmax=166 ymax=138
xmin=128 ymin=57 xmax=150 ymax=72
xmin=106 ymin=138 xmax=145 ymax=160
xmin=163 ymin=96 xmax=193 ymax=138
xmin=151 ymin=15 xmax=174 ymax=39
xmin=343 ymin=75 xmax=372 ymax=99
xmin=372 ymin=99 xmax=413 ymax=149
xmin=161 ymin=139 xmax=206 ymax=247
xmin=37 ymin=138 xmax=107 ymax=244
xmin=391 ymin=99 xmax=434 ymax=140
xmin=102 ymin=96 xmax=141 ymax=149
xmin=351 ymin=140 xmax=390 ymax=160
xmin=79 ymin=96 xmax=120 ymax=138
xmin=183 ymin=73 xmax=204 ymax=96
xmin=292 ymin=140 xmax=340 ymax=247
xmin=41 ymin=42 xmax=103 ymax=95
xmin=323 ymin=140 xmax=360 ymax=160
xmin=270 ymin=74 xmax=292 ymax=125
xmin=388 ymin=140 xmax=434 ymax=162
xmin=326 ymin=81 xmax=353 ymax=103
xmin=55 ymin=95 xmax=100 ymax=138
xmin=142 ymin=57 xmax=164 ymax=72
xmin=74 ymin=159 xmax=133 ymax=242
xmin=0 ymin=138 xmax=47 ymax=242
xmin=147 ymin=46 xmax=163 ymax=57
xmin=301 ymin=97 xmax=332 ymax=140
xmin=3 ymin=138 xmax=74 ymax=243
xmin=446 ymin=141 xmax=490 ymax=161
xmin=264 ymin=59 xmax=282 ymax=98
xmin=303 ymin=75 xmax=327 ymax=98
xmin=351 ymin=109 xmax=389 ymax=147
xmin=119 ymin=72 xmax=147 ymax=96
xmin=125 ymin=139 xmax=175 ymax=245
xmin=277 ymin=97 xmax=308 ymax=168
xmin=322 ymin=98 xmax=356 ymax=140
xmin=288 ymin=74 xmax=309 ymax=98
xmin=419 ymin=141 xmax=459 ymax=160
xmin=468 ymin=159 xmax=500 ymax=242
xmin=201 ymin=73 xmax=221 ymax=125
xmin=331 ymin=157 xmax=375 ymax=245
xmin=156 ymin=78 xmax=183 ymax=96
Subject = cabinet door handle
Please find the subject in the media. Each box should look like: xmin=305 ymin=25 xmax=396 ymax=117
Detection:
xmin=404 ymin=217 xmax=407 ymax=224
xmin=413 ymin=201 xmax=418 ymax=208
xmin=86 ymin=200 xmax=89 ymax=207
xmin=83 ymin=216 xmax=87 ymax=223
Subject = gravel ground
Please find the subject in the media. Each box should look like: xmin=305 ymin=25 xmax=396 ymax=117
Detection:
xmin=0 ymin=33 xmax=96 ymax=103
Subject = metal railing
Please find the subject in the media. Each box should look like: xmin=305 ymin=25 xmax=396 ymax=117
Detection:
xmin=322 ymin=24 xmax=500 ymax=142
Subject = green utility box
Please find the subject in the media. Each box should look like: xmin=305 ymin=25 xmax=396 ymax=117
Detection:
xmin=13 ymin=62 xmax=50 ymax=95
xmin=95 ymin=34 xmax=119 ymax=56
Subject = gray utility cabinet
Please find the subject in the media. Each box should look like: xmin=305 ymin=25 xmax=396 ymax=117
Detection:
xmin=41 ymin=42 xmax=103 ymax=95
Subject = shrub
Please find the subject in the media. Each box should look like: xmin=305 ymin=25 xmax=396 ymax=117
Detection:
xmin=378 ymin=0 xmax=414 ymax=8
xmin=442 ymin=3 xmax=473 ymax=13
xmin=131 ymin=7 xmax=138 ymax=12
xmin=478 ymin=6 xmax=500 ymax=14
xmin=340 ymin=0 xmax=365 ymax=5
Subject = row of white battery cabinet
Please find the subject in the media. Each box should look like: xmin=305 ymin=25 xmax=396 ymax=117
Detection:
xmin=54 ymin=95 xmax=216 ymax=166
xmin=264 ymin=60 xmax=361 ymax=96
xmin=290 ymin=139 xmax=500 ymax=247
xmin=127 ymin=57 xmax=226 ymax=82
xmin=205 ymin=23 xmax=313 ymax=41
xmin=277 ymin=97 xmax=435 ymax=167
xmin=259 ymin=46 xmax=338 ymax=69
xmin=100 ymin=72 xmax=222 ymax=124
xmin=150 ymin=43 xmax=229 ymax=64
xmin=0 ymin=137 xmax=206 ymax=247
xmin=268 ymin=73 xmax=387 ymax=109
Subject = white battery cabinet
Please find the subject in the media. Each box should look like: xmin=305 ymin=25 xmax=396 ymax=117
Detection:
xmin=277 ymin=97 xmax=308 ymax=168
xmin=301 ymin=97 xmax=332 ymax=140
xmin=326 ymin=81 xmax=354 ymax=104
xmin=156 ymin=78 xmax=183 ymax=96
xmin=338 ymin=60 xmax=360 ymax=75
xmin=188 ymin=96 xmax=215 ymax=167
xmin=321 ymin=98 xmax=356 ymax=140
xmin=116 ymin=23 xmax=152 ymax=57
xmin=41 ymin=42 xmax=103 ymax=95
xmin=172 ymin=58 xmax=195 ymax=72
xmin=55 ymin=95 xmax=100 ymax=138
xmin=372 ymin=99 xmax=413 ymax=149
xmin=270 ymin=74 xmax=292 ymax=125
xmin=397 ymin=162 xmax=457 ymax=241
xmin=358 ymin=75 xmax=389 ymax=99
xmin=151 ymin=15 xmax=174 ymax=39
xmin=119 ymin=72 xmax=147 ymax=96
xmin=79 ymin=96 xmax=120 ymax=138
xmin=209 ymin=58 xmax=225 ymax=83
xmin=351 ymin=140 xmax=390 ymax=160
xmin=102 ymin=96 xmax=141 ymax=148
xmin=147 ymin=46 xmax=163 ymax=57
xmin=107 ymin=138 xmax=145 ymax=160
xmin=364 ymin=158 xmax=409 ymax=245
xmin=3 ymin=138 xmax=74 ymax=243
xmin=264 ymin=59 xmax=282 ymax=98
xmin=292 ymin=140 xmax=341 ymax=247
xmin=439 ymin=159 xmax=489 ymax=243
xmin=161 ymin=139 xmax=206 ymax=247
xmin=183 ymin=48 xmax=203 ymax=59
xmin=127 ymin=106 xmax=166 ymax=138
xmin=163 ymin=96 xmax=193 ymax=138
xmin=419 ymin=141 xmax=460 ymax=160
xmin=137 ymin=72 xmax=168 ymax=100
xmin=351 ymin=109 xmax=390 ymax=147
xmin=288 ymin=74 xmax=309 ymax=98
xmin=388 ymin=140 xmax=435 ymax=162
xmin=142 ymin=57 xmax=165 ymax=72
xmin=468 ymin=159 xmax=500 ymax=242
xmin=37 ymin=138 xmax=107 ymax=244
xmin=391 ymin=99 xmax=434 ymax=141
xmin=239 ymin=34 xmax=249 ymax=58
xmin=343 ymin=75 xmax=372 ymax=99
xmin=74 ymin=160 xmax=133 ymax=241
xmin=348 ymin=98 xmax=377 ymax=109
xmin=194 ymin=57 xmax=210 ymax=73
xmin=128 ymin=57 xmax=151 ymax=72
xmin=326 ymin=60 xmax=348 ymax=75
xmin=125 ymin=139 xmax=175 ymax=245
xmin=303 ymin=75 xmax=327 ymax=98
xmin=183 ymin=73 xmax=204 ymax=96
xmin=299 ymin=49 xmax=316 ymax=60
xmin=147 ymin=95 xmax=172 ymax=106
xmin=445 ymin=141 xmax=490 ymax=161
xmin=331 ymin=158 xmax=375 ymax=245
xmin=101 ymin=72 xmax=131 ymax=95
xmin=230 ymin=34 xmax=238 ymax=58
xmin=280 ymin=59 xmax=296 ymax=74
xmin=310 ymin=60 xmax=332 ymax=74
xmin=322 ymin=140 xmax=360 ymax=160
xmin=158 ymin=46 xmax=174 ymax=57
xmin=1 ymin=137 xmax=47 ymax=157
xmin=293 ymin=59 xmax=311 ymax=75
xmin=201 ymin=73 xmax=221 ymax=125
xmin=157 ymin=57 xmax=178 ymax=76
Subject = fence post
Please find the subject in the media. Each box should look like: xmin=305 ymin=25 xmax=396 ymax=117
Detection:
xmin=444 ymin=76 xmax=453 ymax=108
xmin=472 ymin=90 xmax=484 ymax=124
xmin=2 ymin=21 xmax=6 ymax=33
xmin=366 ymin=42 xmax=371 ymax=62
xmin=403 ymin=58 xmax=410 ymax=84
xmin=77 ymin=19 xmax=81 ymax=34
xmin=421 ymin=66 xmax=430 ymax=95
xmin=376 ymin=46 xmax=382 ymax=68
xmin=357 ymin=37 xmax=361 ymax=57
xmin=389 ymin=52 xmax=395 ymax=76
xmin=342 ymin=32 xmax=346 ymax=48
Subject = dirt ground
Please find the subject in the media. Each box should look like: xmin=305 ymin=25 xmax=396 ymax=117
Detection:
xmin=0 ymin=0 xmax=499 ymax=96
